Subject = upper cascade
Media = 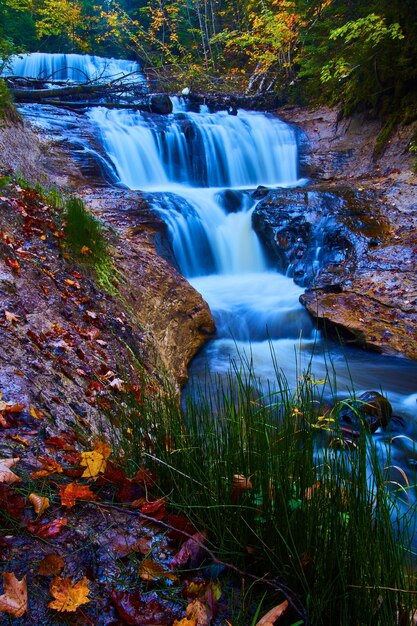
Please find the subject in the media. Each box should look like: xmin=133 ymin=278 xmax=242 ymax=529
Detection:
xmin=3 ymin=52 xmax=145 ymax=83
xmin=88 ymin=105 xmax=300 ymax=189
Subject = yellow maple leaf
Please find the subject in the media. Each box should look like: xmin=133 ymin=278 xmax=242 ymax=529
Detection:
xmin=48 ymin=576 xmax=90 ymax=612
xmin=80 ymin=440 xmax=111 ymax=478
xmin=0 ymin=572 xmax=27 ymax=618
xmin=80 ymin=450 xmax=106 ymax=477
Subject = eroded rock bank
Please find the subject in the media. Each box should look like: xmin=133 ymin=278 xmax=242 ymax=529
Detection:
xmin=254 ymin=106 xmax=417 ymax=360
xmin=0 ymin=115 xmax=214 ymax=410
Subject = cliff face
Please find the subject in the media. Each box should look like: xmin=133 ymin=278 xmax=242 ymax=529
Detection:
xmin=263 ymin=106 xmax=417 ymax=359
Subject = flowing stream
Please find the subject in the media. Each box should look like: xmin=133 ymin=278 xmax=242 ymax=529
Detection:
xmin=12 ymin=54 xmax=417 ymax=481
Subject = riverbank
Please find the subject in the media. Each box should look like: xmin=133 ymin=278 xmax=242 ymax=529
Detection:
xmin=266 ymin=105 xmax=417 ymax=360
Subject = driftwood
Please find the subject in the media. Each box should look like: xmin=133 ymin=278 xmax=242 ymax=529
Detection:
xmin=7 ymin=74 xmax=280 ymax=114
xmin=7 ymin=76 xmax=173 ymax=114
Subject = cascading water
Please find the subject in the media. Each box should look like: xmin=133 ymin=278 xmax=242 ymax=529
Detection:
xmin=3 ymin=52 xmax=144 ymax=83
xmin=14 ymin=66 xmax=417 ymax=428
xmin=88 ymin=104 xmax=313 ymax=345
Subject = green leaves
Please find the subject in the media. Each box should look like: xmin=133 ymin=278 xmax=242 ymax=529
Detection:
xmin=329 ymin=13 xmax=403 ymax=47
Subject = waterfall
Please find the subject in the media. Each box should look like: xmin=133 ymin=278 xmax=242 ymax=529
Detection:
xmin=3 ymin=52 xmax=145 ymax=83
xmin=88 ymin=102 xmax=312 ymax=342
xmin=88 ymin=106 xmax=299 ymax=189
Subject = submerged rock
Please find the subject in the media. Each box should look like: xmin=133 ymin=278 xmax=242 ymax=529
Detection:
xmin=339 ymin=391 xmax=393 ymax=434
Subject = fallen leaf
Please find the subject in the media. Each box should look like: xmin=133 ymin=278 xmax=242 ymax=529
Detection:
xmin=170 ymin=532 xmax=207 ymax=569
xmin=4 ymin=311 xmax=20 ymax=324
xmin=27 ymin=517 xmax=67 ymax=538
xmin=31 ymin=456 xmax=63 ymax=478
xmin=49 ymin=576 xmax=90 ymax=612
xmin=59 ymin=482 xmax=98 ymax=508
xmin=5 ymin=258 xmax=20 ymax=274
xmin=256 ymin=600 xmax=289 ymax=626
xmin=30 ymin=406 xmax=44 ymax=420
xmin=173 ymin=619 xmax=196 ymax=626
xmin=28 ymin=493 xmax=50 ymax=516
xmin=80 ymin=245 xmax=92 ymax=255
xmin=2 ymin=403 xmax=25 ymax=413
xmin=185 ymin=598 xmax=212 ymax=626
xmin=0 ymin=572 xmax=27 ymax=617
xmin=0 ymin=458 xmax=21 ymax=484
xmin=10 ymin=434 xmax=29 ymax=446
xmin=132 ymin=497 xmax=167 ymax=520
xmin=0 ymin=484 xmax=26 ymax=520
xmin=111 ymin=590 xmax=175 ymax=625
xmin=38 ymin=554 xmax=65 ymax=576
xmin=80 ymin=440 xmax=111 ymax=478
xmin=138 ymin=558 xmax=177 ymax=581
xmin=44 ymin=436 xmax=74 ymax=450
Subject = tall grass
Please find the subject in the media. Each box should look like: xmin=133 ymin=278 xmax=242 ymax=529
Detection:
xmin=110 ymin=363 xmax=416 ymax=625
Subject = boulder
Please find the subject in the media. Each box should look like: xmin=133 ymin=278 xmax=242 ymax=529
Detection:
xmin=149 ymin=94 xmax=173 ymax=115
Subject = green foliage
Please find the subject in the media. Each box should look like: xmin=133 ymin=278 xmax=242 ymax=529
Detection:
xmin=109 ymin=362 xmax=416 ymax=625
xmin=0 ymin=79 xmax=18 ymax=123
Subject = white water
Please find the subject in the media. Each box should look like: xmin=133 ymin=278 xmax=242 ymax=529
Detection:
xmin=88 ymin=106 xmax=299 ymax=189
xmin=3 ymin=52 xmax=144 ymax=83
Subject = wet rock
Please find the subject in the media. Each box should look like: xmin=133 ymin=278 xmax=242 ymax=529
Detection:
xmin=252 ymin=186 xmax=361 ymax=287
xmin=149 ymin=93 xmax=173 ymax=115
xmin=339 ymin=391 xmax=392 ymax=433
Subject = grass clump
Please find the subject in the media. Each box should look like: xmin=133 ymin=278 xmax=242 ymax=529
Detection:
xmin=109 ymin=364 xmax=417 ymax=625
xmin=63 ymin=196 xmax=116 ymax=292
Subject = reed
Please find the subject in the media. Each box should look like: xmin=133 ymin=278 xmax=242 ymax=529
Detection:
xmin=110 ymin=361 xmax=416 ymax=625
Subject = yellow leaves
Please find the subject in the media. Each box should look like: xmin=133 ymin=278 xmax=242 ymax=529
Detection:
xmin=28 ymin=492 xmax=50 ymax=516
xmin=255 ymin=600 xmax=289 ymax=625
xmin=80 ymin=440 xmax=111 ymax=478
xmin=0 ymin=457 xmax=21 ymax=484
xmin=0 ymin=572 xmax=27 ymax=618
xmin=48 ymin=576 xmax=90 ymax=612
xmin=138 ymin=558 xmax=177 ymax=582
